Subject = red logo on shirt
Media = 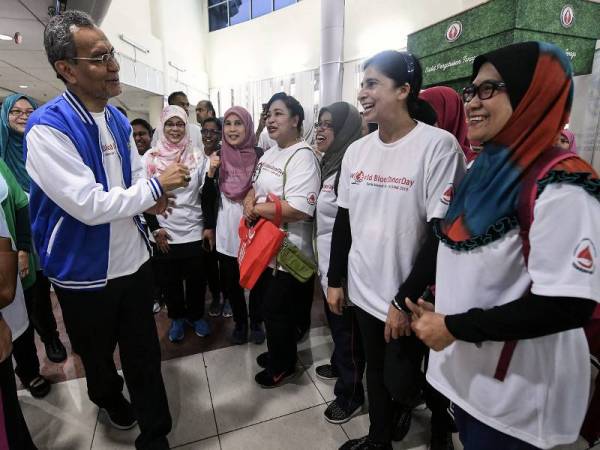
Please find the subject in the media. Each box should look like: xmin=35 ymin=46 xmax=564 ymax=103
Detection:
xmin=441 ymin=184 xmax=454 ymax=205
xmin=307 ymin=192 xmax=317 ymax=205
xmin=351 ymin=171 xmax=365 ymax=184
xmin=572 ymin=239 xmax=596 ymax=274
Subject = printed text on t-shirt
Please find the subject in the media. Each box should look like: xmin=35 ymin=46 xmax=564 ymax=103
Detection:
xmin=350 ymin=170 xmax=414 ymax=191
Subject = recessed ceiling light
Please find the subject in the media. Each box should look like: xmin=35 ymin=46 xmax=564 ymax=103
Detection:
xmin=0 ymin=34 xmax=12 ymax=41
xmin=19 ymin=85 xmax=28 ymax=89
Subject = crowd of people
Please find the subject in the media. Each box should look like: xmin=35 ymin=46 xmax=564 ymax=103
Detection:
xmin=0 ymin=8 xmax=598 ymax=450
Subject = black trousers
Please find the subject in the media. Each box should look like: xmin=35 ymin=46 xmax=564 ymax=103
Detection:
xmin=323 ymin=294 xmax=365 ymax=411
xmin=254 ymin=269 xmax=312 ymax=373
xmin=218 ymin=253 xmax=262 ymax=326
xmin=29 ymin=272 xmax=60 ymax=343
xmin=0 ymin=357 xmax=36 ymax=449
xmin=11 ymin=323 xmax=40 ymax=387
xmin=54 ymin=262 xmax=171 ymax=450
xmin=156 ymin=244 xmax=206 ymax=322
xmin=355 ymin=307 xmax=424 ymax=444
xmin=201 ymin=246 xmax=222 ymax=301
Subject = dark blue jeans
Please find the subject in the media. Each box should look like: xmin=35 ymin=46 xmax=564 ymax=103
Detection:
xmin=323 ymin=294 xmax=365 ymax=411
xmin=454 ymin=404 xmax=541 ymax=450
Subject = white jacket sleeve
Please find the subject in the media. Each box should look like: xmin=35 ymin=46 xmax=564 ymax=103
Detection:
xmin=26 ymin=125 xmax=163 ymax=226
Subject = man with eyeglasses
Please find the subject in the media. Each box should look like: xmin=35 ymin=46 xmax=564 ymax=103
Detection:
xmin=23 ymin=10 xmax=189 ymax=449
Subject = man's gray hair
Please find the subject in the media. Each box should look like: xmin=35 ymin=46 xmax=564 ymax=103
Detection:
xmin=44 ymin=10 xmax=96 ymax=82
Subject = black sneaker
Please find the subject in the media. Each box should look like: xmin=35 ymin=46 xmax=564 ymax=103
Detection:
xmin=256 ymin=352 xmax=270 ymax=368
xmin=27 ymin=376 xmax=51 ymax=398
xmin=44 ymin=334 xmax=67 ymax=363
xmin=391 ymin=406 xmax=412 ymax=441
xmin=430 ymin=430 xmax=454 ymax=450
xmin=102 ymin=396 xmax=137 ymax=430
xmin=315 ymin=364 xmax=338 ymax=381
xmin=231 ymin=323 xmax=248 ymax=345
xmin=339 ymin=436 xmax=392 ymax=450
xmin=249 ymin=322 xmax=265 ymax=345
xmin=254 ymin=368 xmax=296 ymax=388
xmin=324 ymin=399 xmax=362 ymax=424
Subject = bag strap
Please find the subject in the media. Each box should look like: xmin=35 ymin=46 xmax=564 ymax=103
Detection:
xmin=282 ymin=147 xmax=316 ymax=201
xmin=267 ymin=192 xmax=283 ymax=228
xmin=494 ymin=147 xmax=578 ymax=382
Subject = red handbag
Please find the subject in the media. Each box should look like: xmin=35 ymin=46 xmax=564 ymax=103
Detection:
xmin=238 ymin=193 xmax=285 ymax=289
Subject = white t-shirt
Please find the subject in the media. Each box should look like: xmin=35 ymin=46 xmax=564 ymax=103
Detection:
xmin=428 ymin=183 xmax=600 ymax=449
xmin=337 ymin=122 xmax=466 ymax=321
xmin=216 ymin=192 xmax=243 ymax=257
xmin=0 ymin=209 xmax=28 ymax=341
xmin=316 ymin=173 xmax=337 ymax=294
xmin=91 ymin=112 xmax=149 ymax=278
xmin=253 ymin=141 xmax=321 ymax=266
xmin=143 ymin=148 xmax=208 ymax=244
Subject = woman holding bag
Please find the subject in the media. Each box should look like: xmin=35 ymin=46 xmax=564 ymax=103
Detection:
xmin=201 ymin=106 xmax=265 ymax=345
xmin=243 ymin=92 xmax=321 ymax=388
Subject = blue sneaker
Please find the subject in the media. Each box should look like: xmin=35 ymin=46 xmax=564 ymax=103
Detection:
xmin=191 ymin=318 xmax=211 ymax=337
xmin=222 ymin=302 xmax=233 ymax=318
xmin=168 ymin=319 xmax=185 ymax=343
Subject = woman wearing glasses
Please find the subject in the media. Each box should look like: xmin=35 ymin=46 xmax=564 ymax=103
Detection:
xmin=327 ymin=51 xmax=466 ymax=450
xmin=1 ymin=93 xmax=68 ymax=369
xmin=314 ymin=102 xmax=366 ymax=425
xmin=410 ymin=42 xmax=600 ymax=450
xmin=143 ymin=105 xmax=210 ymax=343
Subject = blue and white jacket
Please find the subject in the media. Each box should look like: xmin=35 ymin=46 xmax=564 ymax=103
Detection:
xmin=24 ymin=91 xmax=163 ymax=290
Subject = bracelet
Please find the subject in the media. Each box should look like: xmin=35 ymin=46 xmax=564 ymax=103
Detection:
xmin=391 ymin=297 xmax=403 ymax=312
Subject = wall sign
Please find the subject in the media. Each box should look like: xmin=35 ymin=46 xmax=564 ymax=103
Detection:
xmin=561 ymin=5 xmax=575 ymax=28
xmin=445 ymin=21 xmax=463 ymax=42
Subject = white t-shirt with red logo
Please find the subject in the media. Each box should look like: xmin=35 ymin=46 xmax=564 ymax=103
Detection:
xmin=337 ymin=121 xmax=466 ymax=321
xmin=427 ymin=183 xmax=600 ymax=449
xmin=316 ymin=173 xmax=338 ymax=294
xmin=253 ymin=141 xmax=321 ymax=266
xmin=92 ymin=111 xmax=149 ymax=279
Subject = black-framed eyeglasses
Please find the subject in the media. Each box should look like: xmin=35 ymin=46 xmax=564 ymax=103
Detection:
xmin=70 ymin=49 xmax=117 ymax=65
xmin=201 ymin=129 xmax=221 ymax=136
xmin=314 ymin=122 xmax=334 ymax=130
xmin=8 ymin=109 xmax=34 ymax=118
xmin=462 ymin=81 xmax=507 ymax=103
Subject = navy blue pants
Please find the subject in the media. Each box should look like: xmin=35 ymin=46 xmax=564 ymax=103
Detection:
xmin=454 ymin=405 xmax=541 ymax=450
xmin=323 ymin=294 xmax=365 ymax=411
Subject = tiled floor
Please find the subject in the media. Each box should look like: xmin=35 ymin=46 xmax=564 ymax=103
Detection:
xmin=16 ymin=291 xmax=598 ymax=450
xmin=18 ymin=325 xmax=598 ymax=450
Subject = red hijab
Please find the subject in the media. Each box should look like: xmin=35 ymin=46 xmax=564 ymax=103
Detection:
xmin=420 ymin=86 xmax=474 ymax=162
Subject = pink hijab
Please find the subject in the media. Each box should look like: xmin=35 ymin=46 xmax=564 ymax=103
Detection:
xmin=560 ymin=129 xmax=577 ymax=153
xmin=219 ymin=106 xmax=257 ymax=201
xmin=420 ymin=86 xmax=475 ymax=162
xmin=147 ymin=105 xmax=197 ymax=176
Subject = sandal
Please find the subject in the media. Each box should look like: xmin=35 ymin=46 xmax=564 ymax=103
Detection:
xmin=28 ymin=375 xmax=51 ymax=398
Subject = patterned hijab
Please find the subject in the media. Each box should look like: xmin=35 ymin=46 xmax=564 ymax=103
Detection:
xmin=146 ymin=105 xmax=197 ymax=176
xmin=420 ymin=86 xmax=474 ymax=162
xmin=0 ymin=94 xmax=38 ymax=193
xmin=219 ymin=106 xmax=257 ymax=202
xmin=439 ymin=41 xmax=597 ymax=246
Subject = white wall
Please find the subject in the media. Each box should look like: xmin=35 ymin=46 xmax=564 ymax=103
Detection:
xmin=101 ymin=0 xmax=211 ymax=124
xmin=206 ymin=0 xmax=321 ymax=86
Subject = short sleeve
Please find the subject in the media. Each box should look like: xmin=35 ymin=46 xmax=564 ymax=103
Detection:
xmin=425 ymin=140 xmax=466 ymax=221
xmin=0 ymin=209 xmax=11 ymax=240
xmin=336 ymin=145 xmax=353 ymax=209
xmin=283 ymin=149 xmax=321 ymax=216
xmin=529 ymin=183 xmax=600 ymax=302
